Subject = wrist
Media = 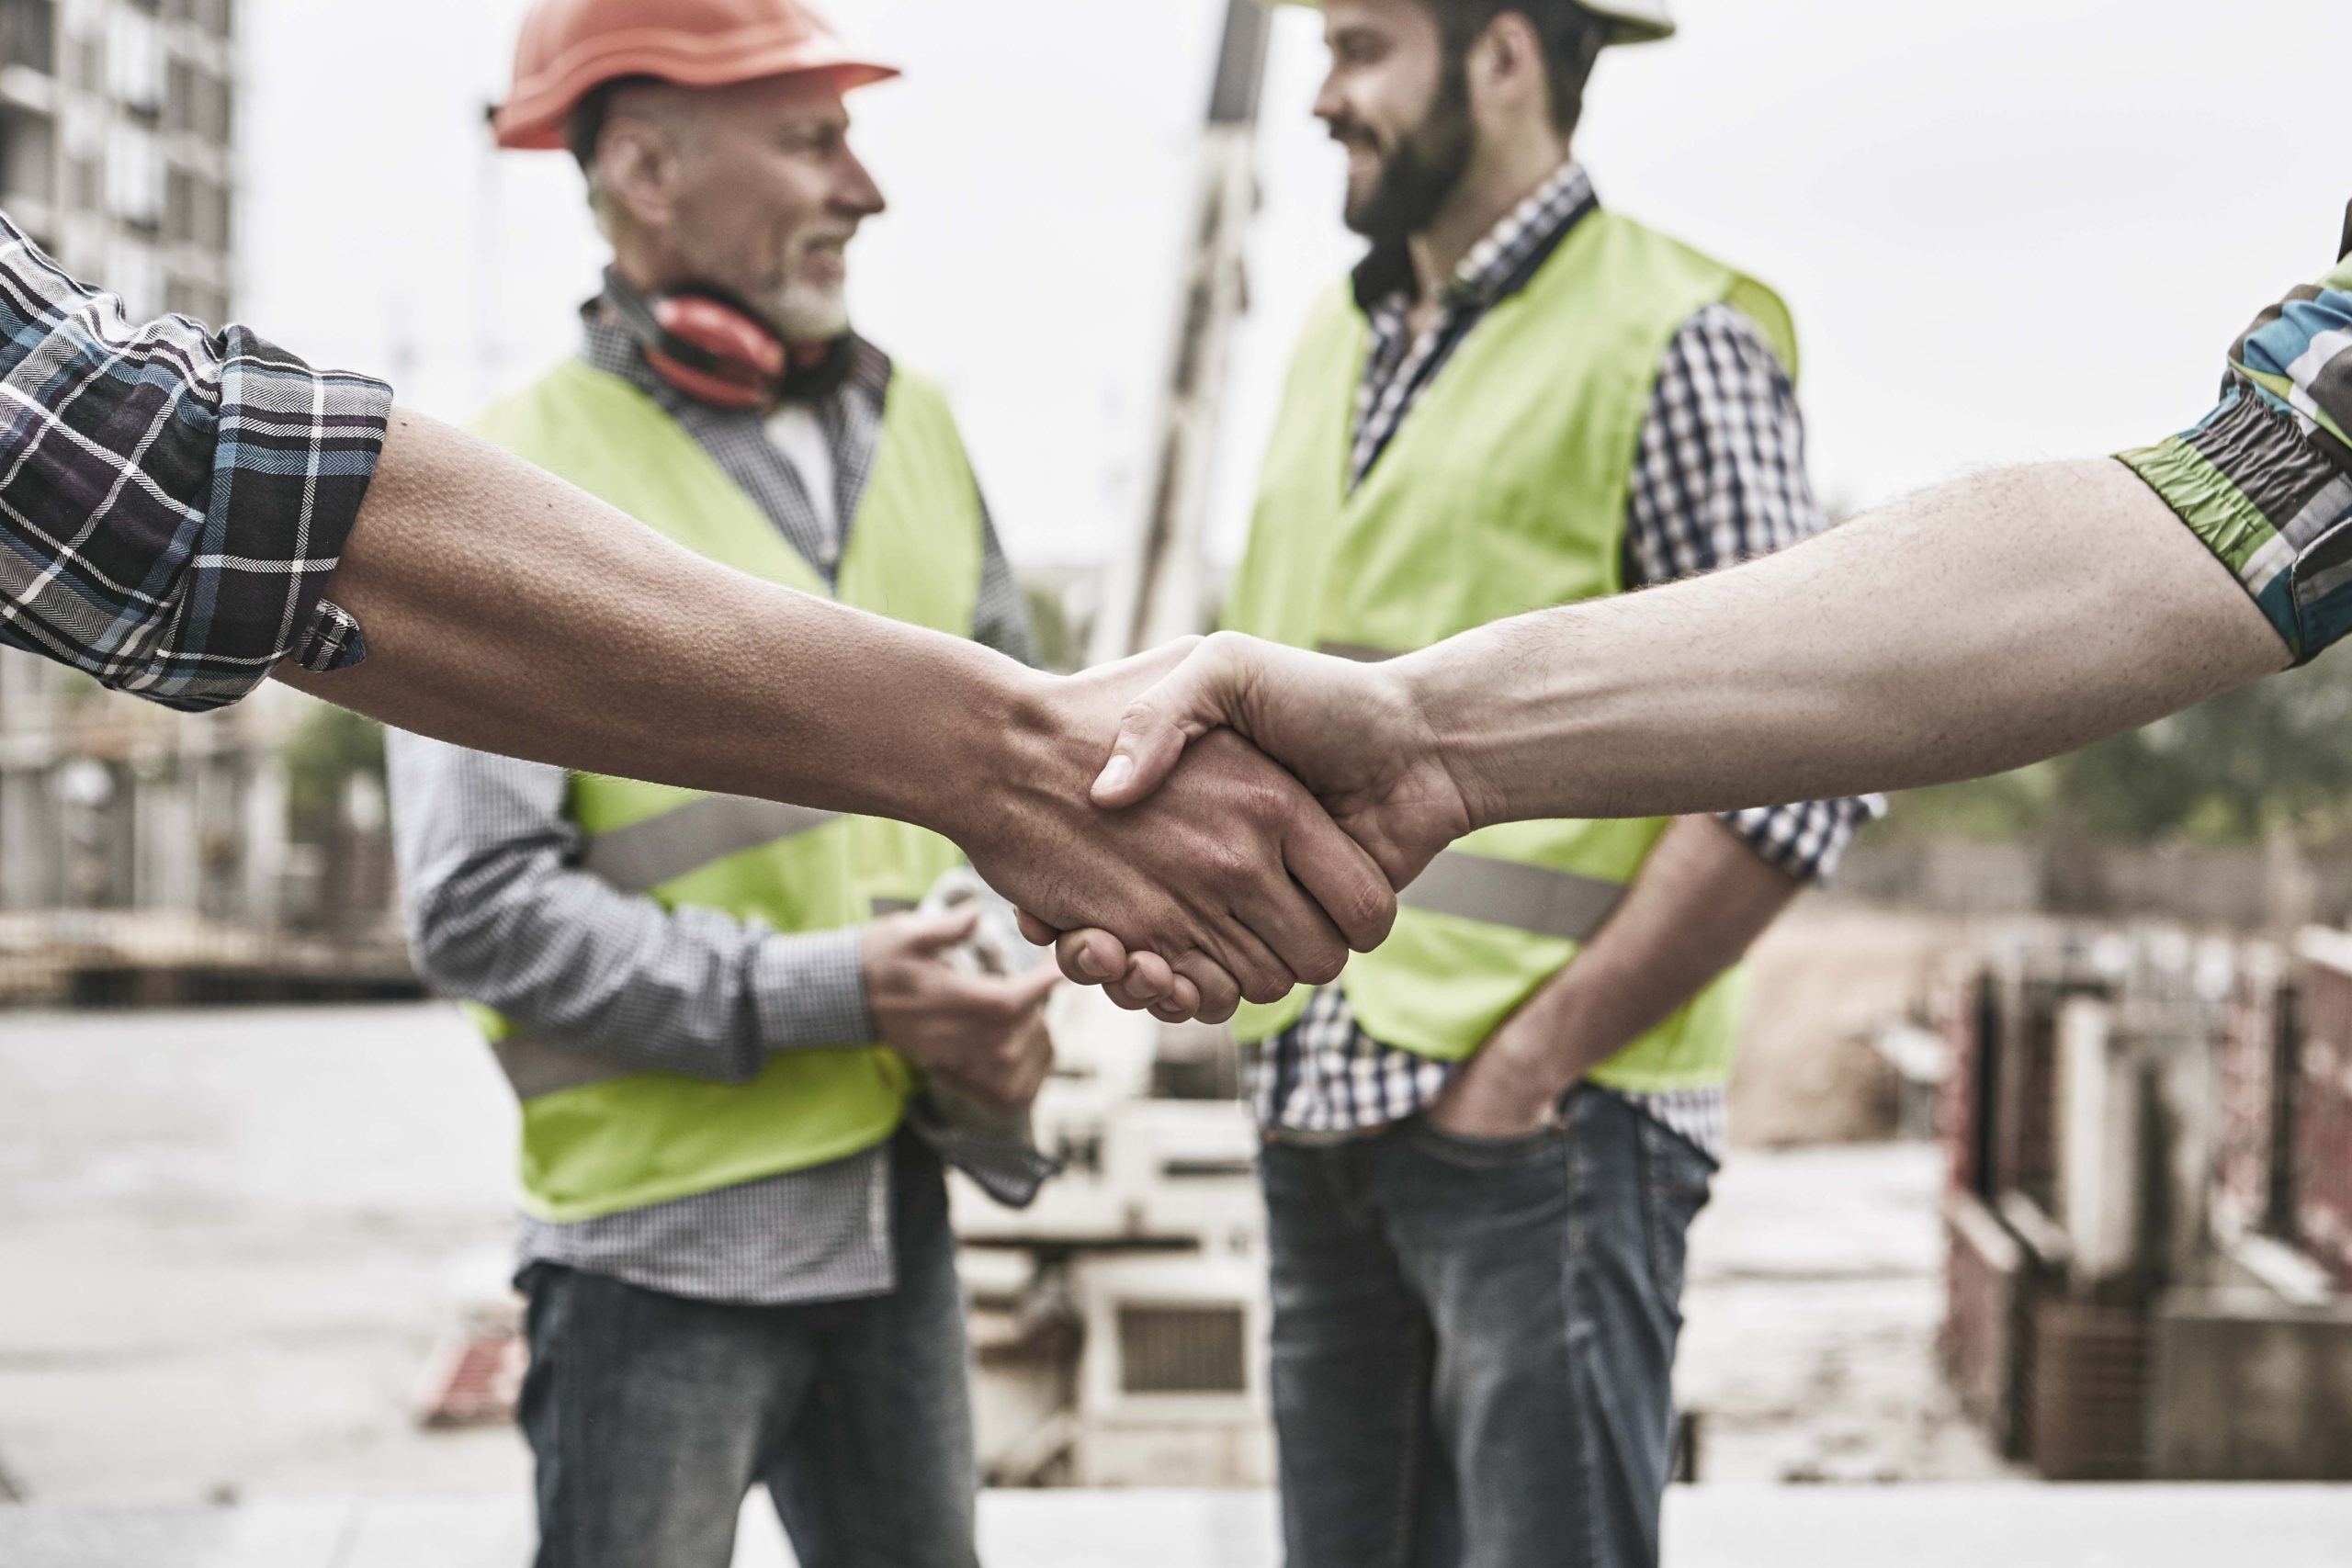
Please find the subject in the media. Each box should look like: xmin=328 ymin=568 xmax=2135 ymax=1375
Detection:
xmin=1484 ymin=991 xmax=1594 ymax=1098
xmin=1393 ymin=643 xmax=1507 ymax=836
xmin=897 ymin=655 xmax=1057 ymax=844
xmin=754 ymin=928 xmax=875 ymax=1049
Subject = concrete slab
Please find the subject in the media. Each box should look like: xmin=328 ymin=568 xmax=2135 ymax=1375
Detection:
xmin=1674 ymin=1143 xmax=2010 ymax=1483
xmin=4 ymin=1485 xmax=2348 ymax=1568
xmin=0 ymin=1004 xmax=527 ymax=1505
xmin=0 ymin=1004 xmax=2005 ymax=1506
xmin=1660 ymin=1483 xmax=2352 ymax=1568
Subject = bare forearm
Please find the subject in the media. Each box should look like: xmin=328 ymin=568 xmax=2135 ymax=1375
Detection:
xmin=276 ymin=410 xmax=1025 ymax=836
xmin=1406 ymin=458 xmax=2290 ymax=827
xmin=280 ymin=412 xmax=1393 ymax=1012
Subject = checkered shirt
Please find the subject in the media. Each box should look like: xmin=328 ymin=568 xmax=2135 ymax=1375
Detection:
xmin=1250 ymin=162 xmax=1883 ymax=1161
xmin=389 ymin=317 xmax=1033 ymax=1307
xmin=0 ymin=210 xmax=390 ymax=708
xmin=2120 ymin=235 xmax=2352 ymax=662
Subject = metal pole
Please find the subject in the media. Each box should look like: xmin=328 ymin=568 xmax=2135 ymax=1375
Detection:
xmin=1087 ymin=0 xmax=1274 ymax=665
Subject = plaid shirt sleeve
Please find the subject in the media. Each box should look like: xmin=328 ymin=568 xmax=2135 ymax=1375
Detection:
xmin=0 ymin=211 xmax=392 ymax=712
xmin=2118 ymin=252 xmax=2352 ymax=664
xmin=1626 ymin=302 xmax=1886 ymax=883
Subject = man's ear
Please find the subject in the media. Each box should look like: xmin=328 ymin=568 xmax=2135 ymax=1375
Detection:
xmin=1464 ymin=11 xmax=1548 ymax=126
xmin=595 ymin=115 xmax=680 ymax=233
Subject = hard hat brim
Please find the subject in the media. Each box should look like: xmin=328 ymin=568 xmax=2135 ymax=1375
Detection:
xmin=492 ymin=35 xmax=899 ymax=151
xmin=1262 ymin=0 xmax=1674 ymax=46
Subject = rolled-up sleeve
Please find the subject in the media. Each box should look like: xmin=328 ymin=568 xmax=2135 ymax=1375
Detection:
xmin=0 ymin=211 xmax=391 ymax=710
xmin=2118 ymin=256 xmax=2352 ymax=665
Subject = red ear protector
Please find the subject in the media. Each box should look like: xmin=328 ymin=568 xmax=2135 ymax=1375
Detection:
xmin=601 ymin=265 xmax=851 ymax=410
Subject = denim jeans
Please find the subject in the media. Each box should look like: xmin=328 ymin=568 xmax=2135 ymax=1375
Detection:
xmin=519 ymin=1133 xmax=979 ymax=1568
xmin=1260 ymin=1087 xmax=1714 ymax=1568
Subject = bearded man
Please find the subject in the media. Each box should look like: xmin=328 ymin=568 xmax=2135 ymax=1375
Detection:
xmin=1209 ymin=4 xmax=1877 ymax=1563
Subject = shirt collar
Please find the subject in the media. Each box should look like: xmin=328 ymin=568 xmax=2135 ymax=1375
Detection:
xmin=581 ymin=303 xmax=681 ymax=409
xmin=576 ymin=298 xmax=892 ymax=415
xmin=1350 ymin=159 xmax=1598 ymax=317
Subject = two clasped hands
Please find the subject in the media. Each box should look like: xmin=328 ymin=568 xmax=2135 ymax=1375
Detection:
xmin=977 ymin=630 xmax=1472 ymax=1026
xmin=971 ymin=455 xmax=2306 ymax=1029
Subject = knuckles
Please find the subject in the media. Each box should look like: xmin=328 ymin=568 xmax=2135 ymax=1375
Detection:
xmin=1294 ymin=942 xmax=1348 ymax=988
xmin=1340 ymin=882 xmax=1399 ymax=950
xmin=1238 ymin=968 xmax=1296 ymax=1008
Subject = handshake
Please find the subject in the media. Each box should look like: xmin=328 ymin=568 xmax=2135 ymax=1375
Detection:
xmin=959 ymin=631 xmax=1478 ymax=1025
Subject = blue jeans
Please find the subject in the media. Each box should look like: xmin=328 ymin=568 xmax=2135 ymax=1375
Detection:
xmin=1260 ymin=1088 xmax=1713 ymax=1568
xmin=519 ymin=1134 xmax=979 ymax=1568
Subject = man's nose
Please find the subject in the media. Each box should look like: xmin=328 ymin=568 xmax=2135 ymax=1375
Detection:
xmin=835 ymin=150 xmax=886 ymax=220
xmin=1312 ymin=71 xmax=1348 ymax=128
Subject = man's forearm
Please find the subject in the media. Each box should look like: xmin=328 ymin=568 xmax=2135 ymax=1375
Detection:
xmin=1500 ymin=817 xmax=1798 ymax=1087
xmin=277 ymin=411 xmax=1030 ymax=839
xmin=385 ymin=732 xmax=871 ymax=1081
xmin=1433 ymin=814 xmax=1800 ymax=1136
xmin=288 ymin=412 xmax=1396 ymax=1018
xmin=1406 ymin=458 xmax=2290 ymax=827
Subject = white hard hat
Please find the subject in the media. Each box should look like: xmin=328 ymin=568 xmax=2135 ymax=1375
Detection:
xmin=1269 ymin=0 xmax=1675 ymax=46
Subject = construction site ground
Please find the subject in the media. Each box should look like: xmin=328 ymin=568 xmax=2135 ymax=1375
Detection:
xmin=6 ymin=1486 xmax=2349 ymax=1568
xmin=11 ymin=910 xmax=2335 ymax=1562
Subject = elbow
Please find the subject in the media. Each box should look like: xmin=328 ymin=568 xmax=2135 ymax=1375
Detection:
xmin=403 ymin=894 xmax=500 ymax=1004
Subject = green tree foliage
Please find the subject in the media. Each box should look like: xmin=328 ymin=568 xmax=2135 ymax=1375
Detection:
xmin=1023 ymin=581 xmax=1084 ymax=674
xmin=1889 ymin=651 xmax=2352 ymax=846
xmin=283 ymin=701 xmax=385 ymax=840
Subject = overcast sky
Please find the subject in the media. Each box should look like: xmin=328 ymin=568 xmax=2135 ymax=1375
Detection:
xmin=243 ymin=0 xmax=2352 ymax=568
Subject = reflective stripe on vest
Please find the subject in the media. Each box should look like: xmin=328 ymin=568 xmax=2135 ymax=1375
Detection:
xmin=1317 ymin=643 xmax=1625 ymax=945
xmin=492 ymin=1032 xmax=633 ymax=1100
xmin=1316 ymin=641 xmax=1400 ymax=664
xmin=581 ymin=795 xmax=840 ymax=895
xmin=486 ymin=796 xmax=847 ymax=1101
xmin=468 ymin=357 xmax=982 ymax=1222
xmin=1398 ymin=852 xmax=1623 ymax=944
xmin=1226 ymin=212 xmax=1792 ymax=1086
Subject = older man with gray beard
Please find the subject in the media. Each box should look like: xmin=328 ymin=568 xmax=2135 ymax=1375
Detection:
xmin=387 ymin=5 xmax=1050 ymax=1564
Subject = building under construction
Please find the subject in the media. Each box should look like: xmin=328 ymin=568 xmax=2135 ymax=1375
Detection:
xmin=1939 ymin=922 xmax=2352 ymax=1480
xmin=0 ymin=0 xmax=235 ymax=321
xmin=0 ymin=0 xmax=406 ymax=1003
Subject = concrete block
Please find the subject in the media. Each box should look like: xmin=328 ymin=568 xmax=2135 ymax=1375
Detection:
xmin=2152 ymin=1286 xmax=2352 ymax=1479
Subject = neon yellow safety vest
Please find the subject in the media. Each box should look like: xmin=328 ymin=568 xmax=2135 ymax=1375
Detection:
xmin=1226 ymin=212 xmax=1797 ymax=1094
xmin=469 ymin=358 xmax=980 ymax=1222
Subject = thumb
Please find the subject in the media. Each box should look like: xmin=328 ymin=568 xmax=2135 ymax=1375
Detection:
xmin=1091 ymin=634 xmax=1250 ymax=809
xmin=1006 ymin=961 xmax=1062 ymax=1011
xmin=897 ymin=904 xmax=980 ymax=955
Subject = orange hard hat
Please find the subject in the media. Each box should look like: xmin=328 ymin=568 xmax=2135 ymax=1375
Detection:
xmin=491 ymin=0 xmax=899 ymax=152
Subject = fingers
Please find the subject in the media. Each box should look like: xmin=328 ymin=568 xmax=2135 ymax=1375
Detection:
xmin=1032 ymin=922 xmax=1208 ymax=1024
xmin=1012 ymin=1021 xmax=1055 ymax=1104
xmin=1102 ymin=949 xmax=1191 ymax=1017
xmin=973 ymin=1023 xmax=1055 ymax=1111
xmin=1195 ymin=902 xmax=1296 ymax=1007
xmin=1227 ymin=872 xmax=1351 ymax=991
xmin=1171 ymin=953 xmax=1241 ymax=1025
xmin=1002 ymin=962 xmax=1061 ymax=1013
xmin=1120 ymin=949 xmax=1182 ymax=1009
xmin=923 ymin=961 xmax=1057 ymax=1028
xmin=1283 ymin=805 xmax=1398 ymax=953
xmin=1092 ymin=634 xmax=1254 ymax=809
xmin=1015 ymin=908 xmax=1059 ymax=949
xmin=1052 ymin=927 xmax=1132 ymax=986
